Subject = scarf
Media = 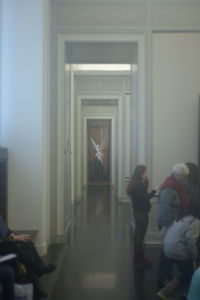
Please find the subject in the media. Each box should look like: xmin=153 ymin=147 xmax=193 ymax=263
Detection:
xmin=160 ymin=175 xmax=189 ymax=213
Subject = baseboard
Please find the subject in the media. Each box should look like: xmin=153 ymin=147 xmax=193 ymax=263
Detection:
xmin=74 ymin=196 xmax=82 ymax=202
xmin=50 ymin=219 xmax=72 ymax=244
xmin=117 ymin=195 xmax=130 ymax=202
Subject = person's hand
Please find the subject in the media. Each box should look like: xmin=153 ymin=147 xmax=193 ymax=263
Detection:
xmin=154 ymin=185 xmax=160 ymax=191
xmin=153 ymin=185 xmax=160 ymax=194
xmin=12 ymin=234 xmax=31 ymax=242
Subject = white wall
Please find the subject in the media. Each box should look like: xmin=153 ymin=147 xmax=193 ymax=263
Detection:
xmin=0 ymin=0 xmax=51 ymax=254
xmin=152 ymin=33 xmax=200 ymax=186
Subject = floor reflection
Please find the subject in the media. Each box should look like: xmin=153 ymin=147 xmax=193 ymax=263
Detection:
xmin=133 ymin=269 xmax=146 ymax=299
xmin=82 ymin=272 xmax=116 ymax=290
xmin=51 ymin=186 xmax=161 ymax=300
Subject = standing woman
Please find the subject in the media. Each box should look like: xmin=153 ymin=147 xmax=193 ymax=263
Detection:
xmin=127 ymin=165 xmax=157 ymax=268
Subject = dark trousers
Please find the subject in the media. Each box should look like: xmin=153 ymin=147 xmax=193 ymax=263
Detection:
xmin=0 ymin=264 xmax=15 ymax=300
xmin=0 ymin=240 xmax=44 ymax=272
xmin=158 ymin=247 xmax=194 ymax=289
xmin=133 ymin=211 xmax=149 ymax=249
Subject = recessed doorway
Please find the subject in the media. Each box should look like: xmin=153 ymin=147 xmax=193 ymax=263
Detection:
xmin=87 ymin=119 xmax=111 ymax=186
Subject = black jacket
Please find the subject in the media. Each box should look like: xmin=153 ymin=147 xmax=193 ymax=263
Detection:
xmin=130 ymin=182 xmax=155 ymax=212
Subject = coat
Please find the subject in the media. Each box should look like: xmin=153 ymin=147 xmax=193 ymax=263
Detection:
xmin=163 ymin=215 xmax=200 ymax=261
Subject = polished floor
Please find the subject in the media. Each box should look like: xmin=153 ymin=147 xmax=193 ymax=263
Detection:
xmin=50 ymin=186 xmax=161 ymax=300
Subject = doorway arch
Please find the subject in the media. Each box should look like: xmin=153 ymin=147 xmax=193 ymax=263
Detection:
xmin=54 ymin=33 xmax=146 ymax=236
xmin=77 ymin=96 xmax=122 ymax=198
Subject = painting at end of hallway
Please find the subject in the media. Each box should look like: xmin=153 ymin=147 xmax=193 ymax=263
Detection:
xmin=87 ymin=120 xmax=110 ymax=183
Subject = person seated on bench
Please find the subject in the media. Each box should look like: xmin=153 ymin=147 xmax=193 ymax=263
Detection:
xmin=0 ymin=215 xmax=56 ymax=298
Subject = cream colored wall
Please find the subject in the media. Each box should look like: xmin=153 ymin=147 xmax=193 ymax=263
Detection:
xmin=54 ymin=1 xmax=200 ymax=30
xmin=152 ymin=33 xmax=200 ymax=187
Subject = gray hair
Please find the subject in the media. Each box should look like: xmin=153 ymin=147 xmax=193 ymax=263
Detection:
xmin=171 ymin=163 xmax=189 ymax=177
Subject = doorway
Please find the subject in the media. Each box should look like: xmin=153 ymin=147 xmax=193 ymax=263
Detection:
xmin=81 ymin=99 xmax=119 ymax=198
xmin=54 ymin=34 xmax=147 ymax=238
xmin=87 ymin=119 xmax=111 ymax=186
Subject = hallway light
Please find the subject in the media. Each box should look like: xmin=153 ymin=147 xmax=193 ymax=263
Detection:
xmin=71 ymin=64 xmax=135 ymax=71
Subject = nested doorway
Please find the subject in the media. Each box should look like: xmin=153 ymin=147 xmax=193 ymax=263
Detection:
xmin=81 ymin=102 xmax=118 ymax=196
xmin=87 ymin=119 xmax=111 ymax=185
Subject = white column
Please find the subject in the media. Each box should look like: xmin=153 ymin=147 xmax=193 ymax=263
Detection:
xmin=0 ymin=0 xmax=51 ymax=255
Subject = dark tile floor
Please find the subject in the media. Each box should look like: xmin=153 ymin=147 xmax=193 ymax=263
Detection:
xmin=50 ymin=186 xmax=161 ymax=300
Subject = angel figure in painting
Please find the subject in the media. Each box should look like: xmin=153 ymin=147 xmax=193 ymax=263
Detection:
xmin=90 ymin=137 xmax=105 ymax=180
xmin=90 ymin=137 xmax=105 ymax=164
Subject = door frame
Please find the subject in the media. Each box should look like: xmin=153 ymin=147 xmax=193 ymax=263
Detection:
xmin=77 ymin=95 xmax=122 ymax=199
xmin=83 ymin=117 xmax=114 ymax=188
xmin=55 ymin=32 xmax=146 ymax=233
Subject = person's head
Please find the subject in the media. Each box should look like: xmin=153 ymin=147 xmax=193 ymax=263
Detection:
xmin=171 ymin=163 xmax=189 ymax=182
xmin=127 ymin=165 xmax=147 ymax=195
xmin=186 ymin=162 xmax=200 ymax=186
xmin=132 ymin=164 xmax=147 ymax=181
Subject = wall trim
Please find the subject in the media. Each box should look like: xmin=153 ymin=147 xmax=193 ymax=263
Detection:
xmin=53 ymin=2 xmax=200 ymax=32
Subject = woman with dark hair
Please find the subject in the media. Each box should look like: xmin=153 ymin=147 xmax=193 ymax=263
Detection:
xmin=127 ymin=165 xmax=157 ymax=268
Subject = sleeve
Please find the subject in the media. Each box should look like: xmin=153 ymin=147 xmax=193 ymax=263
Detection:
xmin=157 ymin=188 xmax=178 ymax=229
xmin=137 ymin=183 xmax=156 ymax=200
xmin=131 ymin=183 xmax=156 ymax=211
xmin=185 ymin=220 xmax=200 ymax=260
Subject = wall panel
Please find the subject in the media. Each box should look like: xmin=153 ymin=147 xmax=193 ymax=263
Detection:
xmin=152 ymin=33 xmax=200 ymax=186
xmin=56 ymin=3 xmax=147 ymax=28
